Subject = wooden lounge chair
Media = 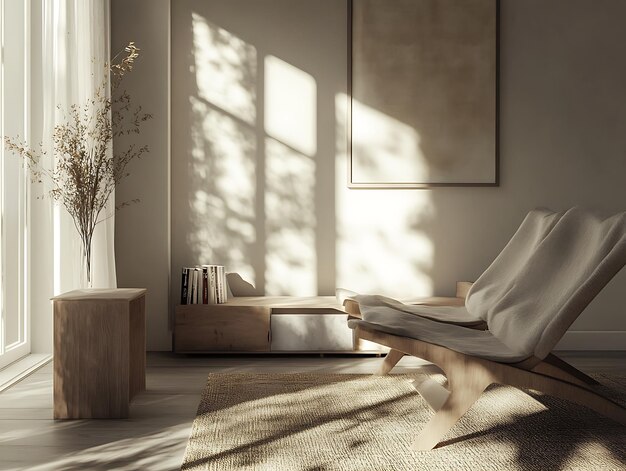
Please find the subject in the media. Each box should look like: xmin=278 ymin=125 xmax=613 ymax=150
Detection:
xmin=347 ymin=207 xmax=626 ymax=450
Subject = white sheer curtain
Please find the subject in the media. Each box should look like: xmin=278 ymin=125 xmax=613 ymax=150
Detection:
xmin=39 ymin=0 xmax=116 ymax=292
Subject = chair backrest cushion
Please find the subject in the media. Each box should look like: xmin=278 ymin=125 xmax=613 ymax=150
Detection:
xmin=466 ymin=207 xmax=626 ymax=360
xmin=466 ymin=209 xmax=565 ymax=320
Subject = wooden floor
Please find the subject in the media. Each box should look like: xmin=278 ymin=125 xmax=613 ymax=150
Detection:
xmin=0 ymin=352 xmax=624 ymax=470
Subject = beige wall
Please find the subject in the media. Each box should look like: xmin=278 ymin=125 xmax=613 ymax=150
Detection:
xmin=112 ymin=0 xmax=171 ymax=350
xmin=115 ymin=0 xmax=626 ymax=351
xmin=29 ymin=0 xmax=53 ymax=353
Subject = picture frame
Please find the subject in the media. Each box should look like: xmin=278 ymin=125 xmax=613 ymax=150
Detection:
xmin=348 ymin=0 xmax=499 ymax=188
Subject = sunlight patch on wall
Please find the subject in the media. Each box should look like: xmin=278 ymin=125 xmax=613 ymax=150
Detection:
xmin=351 ymin=98 xmax=428 ymax=183
xmin=264 ymin=55 xmax=317 ymax=156
xmin=265 ymin=138 xmax=317 ymax=296
xmin=335 ymin=93 xmax=434 ymax=298
xmin=191 ymin=12 xmax=256 ymax=124
xmin=188 ymin=96 xmax=257 ymax=285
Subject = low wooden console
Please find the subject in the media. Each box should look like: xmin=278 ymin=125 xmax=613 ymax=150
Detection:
xmin=173 ymin=286 xmax=470 ymax=354
xmin=175 ymin=302 xmax=272 ymax=352
xmin=174 ymin=296 xmax=381 ymax=353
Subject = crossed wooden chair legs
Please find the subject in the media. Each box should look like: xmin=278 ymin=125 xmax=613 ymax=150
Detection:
xmin=357 ymin=325 xmax=626 ymax=451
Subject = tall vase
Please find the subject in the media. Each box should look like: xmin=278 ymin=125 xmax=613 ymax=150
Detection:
xmin=80 ymin=238 xmax=93 ymax=289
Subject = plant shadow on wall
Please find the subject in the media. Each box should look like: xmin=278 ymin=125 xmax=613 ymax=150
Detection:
xmin=173 ymin=0 xmax=439 ymax=302
xmin=183 ymin=13 xmax=260 ymax=292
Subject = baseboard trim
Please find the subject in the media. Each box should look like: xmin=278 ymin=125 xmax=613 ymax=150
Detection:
xmin=555 ymin=331 xmax=626 ymax=351
xmin=0 ymin=353 xmax=52 ymax=392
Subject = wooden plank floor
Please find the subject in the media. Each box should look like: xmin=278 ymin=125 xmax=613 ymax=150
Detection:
xmin=0 ymin=352 xmax=624 ymax=470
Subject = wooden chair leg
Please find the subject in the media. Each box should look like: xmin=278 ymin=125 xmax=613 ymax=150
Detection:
xmin=534 ymin=354 xmax=599 ymax=386
xmin=377 ymin=349 xmax=404 ymax=375
xmin=354 ymin=325 xmax=626 ymax=452
xmin=504 ymin=367 xmax=626 ymax=426
xmin=412 ymin=379 xmax=489 ymax=451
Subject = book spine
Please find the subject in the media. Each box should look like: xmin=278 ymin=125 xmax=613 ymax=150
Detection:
xmin=189 ymin=268 xmax=196 ymax=304
xmin=193 ymin=264 xmax=227 ymax=304
xmin=218 ymin=266 xmax=226 ymax=303
xmin=215 ymin=266 xmax=222 ymax=304
xmin=202 ymin=267 xmax=209 ymax=304
xmin=224 ymin=271 xmax=231 ymax=299
xmin=209 ymin=266 xmax=217 ymax=304
xmin=187 ymin=267 xmax=192 ymax=305
xmin=223 ymin=267 xmax=228 ymax=301
xmin=188 ymin=269 xmax=194 ymax=304
xmin=181 ymin=268 xmax=189 ymax=305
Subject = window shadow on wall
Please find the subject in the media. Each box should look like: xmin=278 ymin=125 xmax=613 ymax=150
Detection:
xmin=172 ymin=0 xmax=442 ymax=305
xmin=171 ymin=1 xmax=338 ymax=302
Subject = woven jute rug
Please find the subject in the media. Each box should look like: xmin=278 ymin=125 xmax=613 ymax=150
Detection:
xmin=181 ymin=373 xmax=626 ymax=470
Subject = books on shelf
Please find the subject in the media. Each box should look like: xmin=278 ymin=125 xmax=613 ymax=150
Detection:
xmin=180 ymin=265 xmax=228 ymax=305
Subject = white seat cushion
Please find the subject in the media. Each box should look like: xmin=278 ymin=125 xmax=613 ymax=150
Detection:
xmin=353 ymin=294 xmax=485 ymax=327
xmin=347 ymin=308 xmax=526 ymax=363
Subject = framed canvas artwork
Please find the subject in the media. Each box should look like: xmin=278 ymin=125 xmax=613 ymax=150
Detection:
xmin=349 ymin=0 xmax=499 ymax=188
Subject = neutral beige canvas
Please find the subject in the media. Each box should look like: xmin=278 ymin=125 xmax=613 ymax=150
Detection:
xmin=351 ymin=0 xmax=497 ymax=186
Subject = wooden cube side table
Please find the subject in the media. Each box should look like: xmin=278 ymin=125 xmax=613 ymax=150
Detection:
xmin=52 ymin=288 xmax=147 ymax=419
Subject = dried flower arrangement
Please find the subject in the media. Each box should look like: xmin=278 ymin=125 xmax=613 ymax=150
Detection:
xmin=4 ymin=42 xmax=151 ymax=286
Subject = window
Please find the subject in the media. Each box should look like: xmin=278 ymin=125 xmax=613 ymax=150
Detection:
xmin=0 ymin=0 xmax=29 ymax=369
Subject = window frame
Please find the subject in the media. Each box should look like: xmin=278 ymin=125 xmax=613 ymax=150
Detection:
xmin=0 ymin=0 xmax=31 ymax=370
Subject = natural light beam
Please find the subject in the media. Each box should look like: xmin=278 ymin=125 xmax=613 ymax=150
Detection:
xmin=335 ymin=93 xmax=434 ymax=297
xmin=351 ymin=98 xmax=428 ymax=183
xmin=188 ymin=95 xmax=257 ymax=285
xmin=265 ymin=138 xmax=316 ymax=295
xmin=191 ymin=13 xmax=256 ymax=124
xmin=264 ymin=55 xmax=317 ymax=157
